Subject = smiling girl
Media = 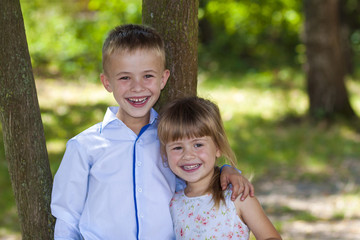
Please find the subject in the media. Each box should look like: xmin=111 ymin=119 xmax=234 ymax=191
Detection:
xmin=157 ymin=96 xmax=282 ymax=240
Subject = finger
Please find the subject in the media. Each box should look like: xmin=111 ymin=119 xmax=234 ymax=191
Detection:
xmin=249 ymin=183 xmax=255 ymax=197
xmin=240 ymin=184 xmax=250 ymax=201
xmin=220 ymin=175 xmax=228 ymax=190
xmin=231 ymin=182 xmax=241 ymax=201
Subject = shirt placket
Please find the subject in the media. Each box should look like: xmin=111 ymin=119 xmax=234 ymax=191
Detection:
xmin=133 ymin=124 xmax=150 ymax=240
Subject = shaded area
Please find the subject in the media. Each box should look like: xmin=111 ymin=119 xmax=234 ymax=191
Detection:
xmin=0 ymin=78 xmax=360 ymax=239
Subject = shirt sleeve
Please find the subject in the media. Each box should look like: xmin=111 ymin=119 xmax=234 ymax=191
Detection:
xmin=220 ymin=164 xmax=242 ymax=174
xmin=54 ymin=219 xmax=84 ymax=240
xmin=51 ymin=139 xmax=90 ymax=239
xmin=175 ymin=176 xmax=186 ymax=192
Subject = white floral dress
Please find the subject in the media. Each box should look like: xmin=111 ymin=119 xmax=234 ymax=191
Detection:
xmin=170 ymin=189 xmax=250 ymax=240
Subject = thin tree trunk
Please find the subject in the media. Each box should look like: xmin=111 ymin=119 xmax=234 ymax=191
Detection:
xmin=304 ymin=0 xmax=356 ymax=119
xmin=142 ymin=0 xmax=199 ymax=110
xmin=0 ymin=0 xmax=55 ymax=239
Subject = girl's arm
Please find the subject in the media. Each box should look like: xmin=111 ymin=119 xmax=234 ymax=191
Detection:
xmin=220 ymin=165 xmax=255 ymax=201
xmin=234 ymin=195 xmax=282 ymax=240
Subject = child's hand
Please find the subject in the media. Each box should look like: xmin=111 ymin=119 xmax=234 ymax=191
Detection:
xmin=220 ymin=166 xmax=255 ymax=201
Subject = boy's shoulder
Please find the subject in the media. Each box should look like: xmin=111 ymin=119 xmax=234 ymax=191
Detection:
xmin=68 ymin=122 xmax=103 ymax=145
xmin=68 ymin=106 xmax=116 ymax=144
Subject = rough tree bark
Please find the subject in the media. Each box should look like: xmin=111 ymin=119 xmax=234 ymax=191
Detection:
xmin=142 ymin=0 xmax=199 ymax=109
xmin=0 ymin=0 xmax=55 ymax=239
xmin=303 ymin=0 xmax=357 ymax=119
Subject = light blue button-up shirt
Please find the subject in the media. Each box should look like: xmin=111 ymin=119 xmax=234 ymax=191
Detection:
xmin=51 ymin=107 xmax=179 ymax=240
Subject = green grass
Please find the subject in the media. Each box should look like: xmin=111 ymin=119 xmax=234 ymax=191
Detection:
xmin=0 ymin=71 xmax=360 ymax=237
xmin=199 ymin=70 xmax=360 ymax=184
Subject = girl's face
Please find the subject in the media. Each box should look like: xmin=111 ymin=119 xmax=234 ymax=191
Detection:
xmin=165 ymin=136 xmax=221 ymax=187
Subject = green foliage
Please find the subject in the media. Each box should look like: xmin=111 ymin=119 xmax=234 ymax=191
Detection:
xmin=19 ymin=0 xmax=360 ymax=79
xmin=0 ymin=73 xmax=360 ymax=236
xmin=20 ymin=0 xmax=142 ymax=80
xmin=19 ymin=0 xmax=304 ymax=79
xmin=199 ymin=0 xmax=303 ymax=72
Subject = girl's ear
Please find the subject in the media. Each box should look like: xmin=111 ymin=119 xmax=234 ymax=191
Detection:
xmin=100 ymin=73 xmax=113 ymax=92
xmin=216 ymin=148 xmax=221 ymax=158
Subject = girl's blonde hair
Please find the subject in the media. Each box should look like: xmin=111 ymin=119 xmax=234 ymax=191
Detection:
xmin=157 ymin=96 xmax=237 ymax=208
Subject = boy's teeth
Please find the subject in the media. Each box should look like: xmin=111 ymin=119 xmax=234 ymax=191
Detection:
xmin=183 ymin=164 xmax=200 ymax=170
xmin=129 ymin=97 xmax=147 ymax=103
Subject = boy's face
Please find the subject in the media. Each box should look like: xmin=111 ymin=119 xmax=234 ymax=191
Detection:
xmin=101 ymin=49 xmax=169 ymax=127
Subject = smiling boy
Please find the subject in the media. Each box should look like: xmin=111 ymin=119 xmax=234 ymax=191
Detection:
xmin=51 ymin=24 xmax=254 ymax=240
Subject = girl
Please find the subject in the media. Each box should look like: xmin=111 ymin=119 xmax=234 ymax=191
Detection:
xmin=158 ymin=96 xmax=282 ymax=240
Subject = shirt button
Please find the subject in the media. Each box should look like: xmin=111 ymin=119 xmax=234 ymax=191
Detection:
xmin=138 ymin=187 xmax=142 ymax=192
xmin=137 ymin=162 xmax=142 ymax=167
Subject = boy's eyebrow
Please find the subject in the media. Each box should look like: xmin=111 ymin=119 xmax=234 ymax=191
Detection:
xmin=143 ymin=69 xmax=158 ymax=74
xmin=115 ymin=69 xmax=158 ymax=76
xmin=115 ymin=71 xmax=131 ymax=76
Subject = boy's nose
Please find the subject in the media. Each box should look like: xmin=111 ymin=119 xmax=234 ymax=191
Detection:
xmin=131 ymin=79 xmax=145 ymax=92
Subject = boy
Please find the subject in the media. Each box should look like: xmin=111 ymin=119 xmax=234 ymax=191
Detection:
xmin=51 ymin=24 xmax=254 ymax=240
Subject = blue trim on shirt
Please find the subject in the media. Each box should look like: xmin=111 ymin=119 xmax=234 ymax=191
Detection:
xmin=220 ymin=164 xmax=242 ymax=174
xmin=133 ymin=124 xmax=150 ymax=240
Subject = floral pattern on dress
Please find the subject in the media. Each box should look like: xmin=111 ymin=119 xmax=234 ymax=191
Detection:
xmin=170 ymin=189 xmax=250 ymax=240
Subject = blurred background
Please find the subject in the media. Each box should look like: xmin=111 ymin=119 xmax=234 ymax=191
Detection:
xmin=1 ymin=0 xmax=360 ymax=239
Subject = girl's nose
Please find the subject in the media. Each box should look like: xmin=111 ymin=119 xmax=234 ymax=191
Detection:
xmin=183 ymin=148 xmax=195 ymax=160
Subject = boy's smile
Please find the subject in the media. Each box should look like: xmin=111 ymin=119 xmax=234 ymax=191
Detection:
xmin=101 ymin=49 xmax=170 ymax=133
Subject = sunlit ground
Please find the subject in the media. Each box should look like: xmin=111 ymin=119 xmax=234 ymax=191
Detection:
xmin=0 ymin=70 xmax=359 ymax=239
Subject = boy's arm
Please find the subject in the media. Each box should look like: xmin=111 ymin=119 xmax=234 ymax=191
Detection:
xmin=175 ymin=175 xmax=186 ymax=191
xmin=51 ymin=139 xmax=89 ymax=239
xmin=54 ymin=219 xmax=83 ymax=240
xmin=220 ymin=165 xmax=255 ymax=201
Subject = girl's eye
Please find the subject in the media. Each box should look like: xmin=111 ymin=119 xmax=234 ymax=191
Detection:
xmin=194 ymin=143 xmax=203 ymax=148
xmin=173 ymin=146 xmax=182 ymax=151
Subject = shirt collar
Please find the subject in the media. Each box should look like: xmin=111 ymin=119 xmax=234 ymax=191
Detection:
xmin=101 ymin=107 xmax=158 ymax=132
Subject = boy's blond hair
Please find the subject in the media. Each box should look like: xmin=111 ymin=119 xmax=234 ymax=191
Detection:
xmin=157 ymin=96 xmax=237 ymax=208
xmin=102 ymin=24 xmax=166 ymax=74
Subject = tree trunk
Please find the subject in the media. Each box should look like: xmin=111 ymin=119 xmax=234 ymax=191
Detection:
xmin=303 ymin=0 xmax=357 ymax=119
xmin=0 ymin=0 xmax=55 ymax=239
xmin=142 ymin=0 xmax=199 ymax=110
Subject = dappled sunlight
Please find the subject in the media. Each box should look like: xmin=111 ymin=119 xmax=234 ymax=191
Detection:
xmin=198 ymin=71 xmax=309 ymax=121
xmin=1 ymin=75 xmax=360 ymax=238
xmin=257 ymin=183 xmax=360 ymax=239
xmin=347 ymin=78 xmax=360 ymax=114
xmin=35 ymin=78 xmax=116 ymax=107
xmin=198 ymin=73 xmax=360 ymax=238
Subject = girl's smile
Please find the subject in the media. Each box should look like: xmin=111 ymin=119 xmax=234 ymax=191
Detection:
xmin=166 ymin=136 xmax=221 ymax=196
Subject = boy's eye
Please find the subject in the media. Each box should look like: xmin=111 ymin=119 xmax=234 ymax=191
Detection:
xmin=119 ymin=76 xmax=130 ymax=80
xmin=144 ymin=74 xmax=154 ymax=79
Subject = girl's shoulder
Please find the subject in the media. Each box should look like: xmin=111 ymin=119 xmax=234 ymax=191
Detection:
xmin=172 ymin=190 xmax=185 ymax=201
xmin=223 ymin=187 xmax=236 ymax=203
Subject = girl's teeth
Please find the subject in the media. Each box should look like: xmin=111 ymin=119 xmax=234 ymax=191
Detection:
xmin=183 ymin=164 xmax=200 ymax=170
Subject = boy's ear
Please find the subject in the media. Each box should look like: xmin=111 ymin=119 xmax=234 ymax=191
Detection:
xmin=100 ymin=73 xmax=113 ymax=93
xmin=160 ymin=69 xmax=170 ymax=90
